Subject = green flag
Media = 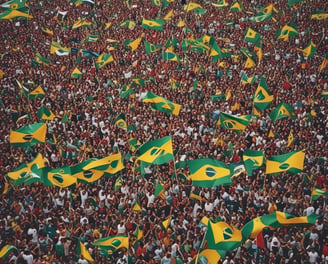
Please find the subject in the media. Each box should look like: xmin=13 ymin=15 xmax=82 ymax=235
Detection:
xmin=141 ymin=18 xmax=164 ymax=31
xmin=266 ymin=150 xmax=305 ymax=175
xmin=37 ymin=105 xmax=56 ymax=121
xmin=244 ymin=27 xmax=261 ymax=43
xmin=144 ymin=41 xmax=161 ymax=54
xmin=10 ymin=123 xmax=47 ymax=147
xmin=253 ymin=77 xmax=273 ymax=111
xmin=114 ymin=113 xmax=127 ymax=129
xmin=276 ymin=23 xmax=298 ymax=42
xmin=243 ymin=149 xmax=265 ymax=175
xmin=269 ymin=102 xmax=294 ymax=122
xmin=217 ymin=112 xmax=252 ymax=131
xmin=142 ymin=91 xmax=181 ymax=115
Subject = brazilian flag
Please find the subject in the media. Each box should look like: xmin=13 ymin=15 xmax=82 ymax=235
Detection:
xmin=188 ymin=158 xmax=232 ymax=187
xmin=93 ymin=235 xmax=129 ymax=253
xmin=141 ymin=18 xmax=164 ymax=31
xmin=29 ymin=85 xmax=45 ymax=100
xmin=71 ymin=159 xmax=104 ymax=184
xmin=82 ymin=153 xmax=125 ymax=175
xmin=269 ymin=102 xmax=294 ymax=122
xmin=37 ymin=105 xmax=56 ymax=121
xmin=114 ymin=113 xmax=127 ymax=129
xmin=266 ymin=150 xmax=305 ymax=175
xmin=136 ymin=136 xmax=173 ymax=165
xmin=144 ymin=41 xmax=161 ymax=54
xmin=253 ymin=77 xmax=273 ymax=111
xmin=10 ymin=123 xmax=47 ymax=147
xmin=0 ymin=245 xmax=17 ymax=259
xmin=46 ymin=166 xmax=76 ymax=188
xmin=96 ymin=54 xmax=114 ymax=69
xmin=243 ymin=149 xmax=265 ymax=176
xmin=142 ymin=91 xmax=181 ymax=116
xmin=217 ymin=112 xmax=251 ymax=132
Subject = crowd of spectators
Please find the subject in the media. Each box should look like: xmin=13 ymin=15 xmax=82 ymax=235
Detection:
xmin=0 ymin=0 xmax=327 ymax=263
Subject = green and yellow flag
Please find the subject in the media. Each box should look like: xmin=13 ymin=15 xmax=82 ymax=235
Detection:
xmin=311 ymin=10 xmax=328 ymax=20
xmin=114 ymin=113 xmax=127 ymax=129
xmin=77 ymin=241 xmax=94 ymax=263
xmin=212 ymin=0 xmax=228 ymax=8
xmin=243 ymin=149 xmax=265 ymax=176
xmin=241 ymin=211 xmax=318 ymax=240
xmin=144 ymin=41 xmax=161 ymax=54
xmin=287 ymin=129 xmax=294 ymax=147
xmin=197 ymin=249 xmax=223 ymax=264
xmin=71 ymin=159 xmax=104 ymax=184
xmin=217 ymin=112 xmax=251 ymax=131
xmin=50 ymin=41 xmax=70 ymax=56
xmin=154 ymin=182 xmax=166 ymax=199
xmin=37 ymin=105 xmax=56 ymax=121
xmin=120 ymin=20 xmax=136 ymax=30
xmin=96 ymin=54 xmax=114 ymax=69
xmin=124 ymin=37 xmax=142 ymax=51
xmin=129 ymin=138 xmax=141 ymax=152
xmin=253 ymin=77 xmax=273 ymax=111
xmin=0 ymin=245 xmax=17 ymax=259
xmin=46 ymin=166 xmax=76 ymax=188
xmin=241 ymin=73 xmax=255 ymax=85
xmin=132 ymin=200 xmax=142 ymax=212
xmin=133 ymin=226 xmax=143 ymax=241
xmin=161 ymin=51 xmax=180 ymax=62
xmin=93 ymin=235 xmax=129 ymax=252
xmin=244 ymin=27 xmax=261 ymax=43
xmin=188 ymin=158 xmax=232 ymax=187
xmin=300 ymin=40 xmax=316 ymax=57
xmin=136 ymin=136 xmax=173 ymax=165
xmin=276 ymin=23 xmax=298 ymax=42
xmin=142 ymin=91 xmax=181 ymax=115
xmin=142 ymin=18 xmax=164 ymax=31
xmin=161 ymin=216 xmax=171 ymax=229
xmin=266 ymin=150 xmax=305 ymax=175
xmin=205 ymin=220 xmax=242 ymax=251
xmin=312 ymin=188 xmax=328 ymax=200
xmin=72 ymin=19 xmax=92 ymax=29
xmin=35 ymin=53 xmax=50 ymax=65
xmin=0 ymin=8 xmax=32 ymax=20
xmin=184 ymin=2 xmax=202 ymax=12
xmin=83 ymin=153 xmax=125 ymax=175
xmin=230 ymin=2 xmax=242 ymax=12
xmin=71 ymin=68 xmax=82 ymax=79
xmin=1 ymin=0 xmax=28 ymax=9
xmin=269 ymin=102 xmax=294 ymax=122
xmin=29 ymin=85 xmax=45 ymax=100
xmin=318 ymin=58 xmax=328 ymax=73
xmin=163 ymin=9 xmax=174 ymax=21
xmin=10 ymin=123 xmax=47 ymax=147
xmin=6 ymin=153 xmax=46 ymax=181
xmin=249 ymin=3 xmax=277 ymax=22
xmin=114 ymin=176 xmax=122 ymax=191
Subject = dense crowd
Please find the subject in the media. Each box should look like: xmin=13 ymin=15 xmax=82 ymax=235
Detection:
xmin=0 ymin=0 xmax=327 ymax=263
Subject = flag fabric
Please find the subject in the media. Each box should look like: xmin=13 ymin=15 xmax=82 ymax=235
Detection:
xmin=72 ymin=19 xmax=92 ymax=29
xmin=241 ymin=74 xmax=255 ymax=85
xmin=144 ymin=41 xmax=161 ymax=54
xmin=241 ymin=211 xmax=318 ymax=240
xmin=165 ymin=36 xmax=179 ymax=48
xmin=120 ymin=84 xmax=134 ymax=98
xmin=46 ymin=166 xmax=76 ymax=188
xmin=0 ymin=9 xmax=32 ymax=20
xmin=142 ymin=91 xmax=181 ymax=115
xmin=276 ymin=24 xmax=298 ymax=42
xmin=249 ymin=4 xmax=277 ymax=22
xmin=240 ymin=48 xmax=256 ymax=68
xmin=212 ymin=0 xmax=228 ymax=8
xmin=163 ymin=9 xmax=174 ymax=21
xmin=93 ymin=235 xmax=129 ymax=252
xmin=287 ymin=129 xmax=294 ymax=147
xmin=50 ymin=41 xmax=70 ymax=56
xmin=96 ymin=54 xmax=114 ymax=69
xmin=210 ymin=40 xmax=231 ymax=60
xmin=71 ymin=68 xmax=82 ymax=79
xmin=189 ymin=190 xmax=202 ymax=201
xmin=205 ymin=220 xmax=243 ymax=251
xmin=161 ymin=51 xmax=180 ymax=62
xmin=10 ymin=123 xmax=47 ymax=147
xmin=114 ymin=176 xmax=122 ymax=192
xmin=211 ymin=90 xmax=225 ymax=101
xmin=84 ymin=34 xmax=99 ymax=42
xmin=6 ymin=153 xmax=46 ymax=180
xmin=243 ymin=149 xmax=265 ymax=176
xmin=197 ymin=249 xmax=223 ymax=264
xmin=71 ymin=159 xmax=104 ymax=184
xmin=254 ymin=40 xmax=263 ymax=63
xmin=230 ymin=2 xmax=242 ymax=12
xmin=82 ymin=153 xmax=125 ymax=175
xmin=120 ymin=20 xmax=136 ymax=30
xmin=188 ymin=158 xmax=232 ymax=187
xmin=142 ymin=18 xmax=164 ymax=31
xmin=300 ymin=40 xmax=316 ymax=57
xmin=42 ymin=27 xmax=53 ymax=35
xmin=114 ymin=113 xmax=127 ymax=129
xmin=161 ymin=216 xmax=171 ymax=229
xmin=77 ymin=241 xmax=94 ymax=263
xmin=217 ymin=112 xmax=252 ymax=131
xmin=16 ymin=79 xmax=29 ymax=96
xmin=35 ymin=53 xmax=51 ymax=65
xmin=1 ymin=0 xmax=28 ymax=9
xmin=321 ymin=91 xmax=328 ymax=98
xmin=311 ymin=10 xmax=328 ymax=20
xmin=253 ymin=77 xmax=273 ymax=111
xmin=311 ymin=188 xmax=328 ymax=200
xmin=133 ymin=226 xmax=143 ymax=241
xmin=151 ymin=0 xmax=161 ymax=6
xmin=244 ymin=27 xmax=261 ymax=43
xmin=184 ymin=2 xmax=202 ymax=12
xmin=136 ymin=136 xmax=173 ymax=165
xmin=318 ymin=58 xmax=328 ymax=73
xmin=129 ymin=138 xmax=141 ymax=152
xmin=75 ymin=0 xmax=95 ymax=5
xmin=0 ymin=245 xmax=17 ymax=259
xmin=269 ymin=102 xmax=294 ymax=122
xmin=28 ymin=85 xmax=45 ymax=100
xmin=37 ymin=105 xmax=56 ymax=121
xmin=154 ymin=183 xmax=165 ymax=199
xmin=124 ymin=37 xmax=142 ymax=51
xmin=132 ymin=200 xmax=142 ymax=212
xmin=132 ymin=78 xmax=145 ymax=87
xmin=266 ymin=150 xmax=305 ymax=175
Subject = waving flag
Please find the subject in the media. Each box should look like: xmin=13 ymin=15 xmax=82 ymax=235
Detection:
xmin=142 ymin=91 xmax=181 ymax=115
xmin=46 ymin=166 xmax=76 ymax=188
xmin=77 ymin=241 xmax=94 ymax=263
xmin=96 ymin=54 xmax=114 ymax=69
xmin=10 ymin=123 xmax=47 ymax=147
xmin=0 ymin=8 xmax=32 ymax=20
xmin=217 ymin=112 xmax=251 ymax=131
xmin=276 ymin=24 xmax=298 ymax=42
xmin=124 ymin=37 xmax=142 ymax=51
xmin=312 ymin=188 xmax=328 ymax=200
xmin=114 ymin=113 xmax=127 ymax=129
xmin=136 ymin=136 xmax=173 ymax=165
xmin=243 ymin=149 xmax=265 ymax=175
xmin=1 ymin=0 xmax=28 ymax=9
xmin=144 ymin=41 xmax=161 ymax=54
xmin=311 ymin=10 xmax=328 ymax=20
xmin=71 ymin=159 xmax=104 ymax=184
xmin=212 ymin=0 xmax=228 ymax=8
xmin=244 ymin=27 xmax=261 ymax=43
xmin=93 ymin=235 xmax=129 ymax=252
xmin=29 ymin=85 xmax=45 ymax=100
xmin=0 ymin=245 xmax=17 ymax=259
xmin=142 ymin=18 xmax=164 ymax=31
xmin=161 ymin=51 xmax=180 ymax=62
xmin=37 ymin=105 xmax=56 ymax=121
xmin=188 ymin=158 xmax=231 ymax=187
xmin=83 ymin=153 xmax=125 ymax=175
xmin=300 ymin=40 xmax=316 ymax=57
xmin=50 ymin=41 xmax=70 ymax=56
xmin=253 ymin=77 xmax=273 ymax=111
xmin=269 ymin=102 xmax=294 ymax=122
xmin=266 ymin=150 xmax=305 ymax=175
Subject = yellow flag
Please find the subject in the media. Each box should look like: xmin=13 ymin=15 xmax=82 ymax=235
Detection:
xmin=287 ymin=129 xmax=294 ymax=147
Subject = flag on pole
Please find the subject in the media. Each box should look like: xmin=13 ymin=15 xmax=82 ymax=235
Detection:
xmin=142 ymin=91 xmax=181 ymax=115
xmin=253 ymin=77 xmax=273 ymax=111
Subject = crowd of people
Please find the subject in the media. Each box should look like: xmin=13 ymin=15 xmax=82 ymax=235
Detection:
xmin=0 ymin=0 xmax=327 ymax=263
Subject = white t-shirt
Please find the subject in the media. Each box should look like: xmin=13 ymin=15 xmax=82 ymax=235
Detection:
xmin=27 ymin=228 xmax=38 ymax=243
xmin=308 ymin=251 xmax=319 ymax=263
xmin=23 ymin=253 xmax=33 ymax=264
xmin=117 ymin=224 xmax=126 ymax=234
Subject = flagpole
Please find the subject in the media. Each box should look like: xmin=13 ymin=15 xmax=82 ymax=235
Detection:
xmin=194 ymin=228 xmax=208 ymax=263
